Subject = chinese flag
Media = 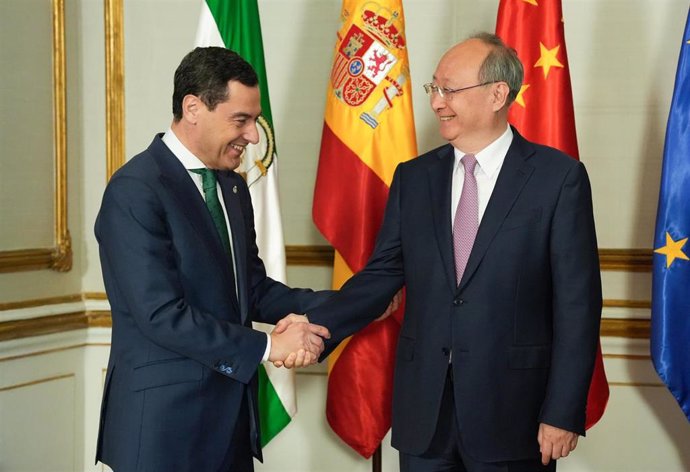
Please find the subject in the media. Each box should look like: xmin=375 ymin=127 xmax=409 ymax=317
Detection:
xmin=312 ymin=0 xmax=418 ymax=458
xmin=496 ymin=0 xmax=609 ymax=429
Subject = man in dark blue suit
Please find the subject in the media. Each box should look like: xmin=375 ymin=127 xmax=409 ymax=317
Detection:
xmin=95 ymin=47 xmax=332 ymax=472
xmin=304 ymin=33 xmax=602 ymax=471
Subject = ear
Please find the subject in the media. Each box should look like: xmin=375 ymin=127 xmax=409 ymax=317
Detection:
xmin=181 ymin=94 xmax=202 ymax=124
xmin=490 ymin=82 xmax=510 ymax=112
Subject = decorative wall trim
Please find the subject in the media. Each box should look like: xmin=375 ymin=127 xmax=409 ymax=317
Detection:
xmin=608 ymin=382 xmax=664 ymax=388
xmin=0 ymin=294 xmax=83 ymax=312
xmin=287 ymin=245 xmax=654 ymax=271
xmin=285 ymin=245 xmax=334 ymax=266
xmin=599 ymin=249 xmax=653 ymax=272
xmin=86 ymin=311 xmax=113 ymax=328
xmin=0 ymin=344 xmax=88 ymax=363
xmin=600 ymin=318 xmax=650 ymax=338
xmin=603 ymin=354 xmax=651 ymax=360
xmin=105 ymin=0 xmax=125 ymax=180
xmin=0 ymin=312 xmax=87 ymax=342
xmin=603 ymin=299 xmax=651 ymax=309
xmin=0 ymin=0 xmax=72 ymax=273
xmin=0 ymin=373 xmax=75 ymax=393
xmin=0 ymin=307 xmax=650 ymax=342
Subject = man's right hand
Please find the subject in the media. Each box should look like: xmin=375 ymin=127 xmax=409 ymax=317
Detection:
xmin=268 ymin=318 xmax=330 ymax=368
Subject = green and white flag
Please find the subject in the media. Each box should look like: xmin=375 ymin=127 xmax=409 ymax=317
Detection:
xmin=195 ymin=0 xmax=293 ymax=446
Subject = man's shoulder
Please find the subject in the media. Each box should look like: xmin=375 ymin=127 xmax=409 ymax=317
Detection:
xmin=110 ymin=135 xmax=165 ymax=181
xmin=399 ymin=143 xmax=453 ymax=172
xmin=512 ymin=136 xmax=591 ymax=194
xmin=515 ymin=133 xmax=580 ymax=171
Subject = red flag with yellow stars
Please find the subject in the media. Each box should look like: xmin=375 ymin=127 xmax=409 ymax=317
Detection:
xmin=496 ymin=0 xmax=609 ymax=429
xmin=313 ymin=0 xmax=417 ymax=458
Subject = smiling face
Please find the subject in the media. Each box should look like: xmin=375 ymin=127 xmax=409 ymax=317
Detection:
xmin=430 ymin=39 xmax=508 ymax=153
xmin=182 ymin=80 xmax=261 ymax=171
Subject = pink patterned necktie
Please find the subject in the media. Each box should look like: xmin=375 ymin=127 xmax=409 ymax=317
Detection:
xmin=453 ymin=154 xmax=478 ymax=285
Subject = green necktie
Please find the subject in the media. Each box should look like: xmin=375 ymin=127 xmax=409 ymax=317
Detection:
xmin=190 ymin=168 xmax=232 ymax=256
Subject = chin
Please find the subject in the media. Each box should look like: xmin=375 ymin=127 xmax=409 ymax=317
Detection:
xmin=438 ymin=130 xmax=458 ymax=143
xmin=226 ymin=158 xmax=242 ymax=172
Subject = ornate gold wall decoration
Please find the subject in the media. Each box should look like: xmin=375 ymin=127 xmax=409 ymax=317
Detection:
xmin=0 ymin=0 xmax=72 ymax=273
xmin=105 ymin=0 xmax=125 ymax=180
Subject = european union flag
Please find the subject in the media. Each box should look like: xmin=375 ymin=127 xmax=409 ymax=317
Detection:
xmin=651 ymin=10 xmax=690 ymax=423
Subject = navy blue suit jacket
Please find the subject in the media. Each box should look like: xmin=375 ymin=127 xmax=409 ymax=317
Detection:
xmin=95 ymin=135 xmax=328 ymax=471
xmin=308 ymin=129 xmax=602 ymax=462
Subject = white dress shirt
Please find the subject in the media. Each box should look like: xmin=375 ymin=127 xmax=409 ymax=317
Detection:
xmin=451 ymin=125 xmax=513 ymax=227
xmin=162 ymin=129 xmax=271 ymax=361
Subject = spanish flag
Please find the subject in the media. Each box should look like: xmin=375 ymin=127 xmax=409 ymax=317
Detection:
xmin=496 ymin=0 xmax=609 ymax=429
xmin=312 ymin=0 xmax=417 ymax=458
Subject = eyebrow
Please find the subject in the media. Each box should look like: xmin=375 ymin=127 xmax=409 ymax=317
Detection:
xmin=230 ymin=111 xmax=260 ymax=120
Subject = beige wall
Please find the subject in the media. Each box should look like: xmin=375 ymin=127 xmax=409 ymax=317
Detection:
xmin=2 ymin=0 xmax=690 ymax=471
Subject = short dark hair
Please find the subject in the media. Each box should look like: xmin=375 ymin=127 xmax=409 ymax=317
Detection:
xmin=469 ymin=32 xmax=523 ymax=104
xmin=172 ymin=47 xmax=258 ymax=121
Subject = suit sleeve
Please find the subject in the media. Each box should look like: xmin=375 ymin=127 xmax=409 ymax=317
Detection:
xmin=234 ymin=176 xmax=334 ymax=324
xmin=308 ymin=165 xmax=406 ymax=358
xmin=539 ymin=161 xmax=602 ymax=435
xmin=96 ymin=175 xmax=265 ymax=384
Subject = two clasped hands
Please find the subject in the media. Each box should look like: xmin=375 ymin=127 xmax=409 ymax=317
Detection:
xmin=267 ymin=290 xmax=403 ymax=369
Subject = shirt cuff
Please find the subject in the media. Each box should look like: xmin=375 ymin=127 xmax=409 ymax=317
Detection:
xmin=261 ymin=332 xmax=271 ymax=362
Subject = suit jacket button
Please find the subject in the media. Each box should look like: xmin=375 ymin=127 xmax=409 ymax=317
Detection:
xmin=441 ymin=348 xmax=450 ymax=356
xmin=453 ymin=299 xmax=459 ymax=306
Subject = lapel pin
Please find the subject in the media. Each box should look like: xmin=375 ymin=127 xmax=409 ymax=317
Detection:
xmin=233 ymin=185 xmax=238 ymax=194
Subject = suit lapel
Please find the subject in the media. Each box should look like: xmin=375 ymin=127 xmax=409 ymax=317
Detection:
xmin=218 ymin=171 xmax=249 ymax=323
xmin=458 ymin=130 xmax=536 ymax=292
xmin=427 ymin=145 xmax=458 ymax=293
xmin=151 ymin=136 xmax=241 ymax=313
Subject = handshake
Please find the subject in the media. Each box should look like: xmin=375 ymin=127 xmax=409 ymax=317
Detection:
xmin=267 ymin=290 xmax=402 ymax=369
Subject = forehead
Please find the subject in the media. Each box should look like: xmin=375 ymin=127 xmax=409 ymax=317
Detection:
xmin=217 ymin=80 xmax=261 ymax=114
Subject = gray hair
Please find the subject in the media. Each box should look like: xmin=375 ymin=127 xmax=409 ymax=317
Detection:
xmin=469 ymin=32 xmax=523 ymax=104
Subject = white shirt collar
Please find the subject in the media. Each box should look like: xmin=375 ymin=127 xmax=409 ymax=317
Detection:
xmin=453 ymin=125 xmax=513 ymax=177
xmin=162 ymin=127 xmax=207 ymax=170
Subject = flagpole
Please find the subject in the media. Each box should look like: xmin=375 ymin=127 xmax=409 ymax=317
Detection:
xmin=372 ymin=445 xmax=381 ymax=472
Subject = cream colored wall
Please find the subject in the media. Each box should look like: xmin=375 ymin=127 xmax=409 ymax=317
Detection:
xmin=0 ymin=0 xmax=103 ymax=302
xmin=2 ymin=0 xmax=690 ymax=471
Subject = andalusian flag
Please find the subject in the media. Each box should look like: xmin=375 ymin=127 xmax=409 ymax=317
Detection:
xmin=313 ymin=0 xmax=417 ymax=458
xmin=196 ymin=0 xmax=293 ymax=446
xmin=496 ymin=0 xmax=609 ymax=429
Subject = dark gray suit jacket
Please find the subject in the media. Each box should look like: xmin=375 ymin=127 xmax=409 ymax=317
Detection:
xmin=95 ymin=134 xmax=328 ymax=471
xmin=309 ymin=128 xmax=602 ymax=462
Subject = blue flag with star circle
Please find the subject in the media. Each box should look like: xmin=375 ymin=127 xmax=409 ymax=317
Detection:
xmin=651 ymin=9 xmax=690 ymax=423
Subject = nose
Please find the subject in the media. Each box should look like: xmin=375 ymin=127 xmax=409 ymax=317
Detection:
xmin=245 ymin=119 xmax=260 ymax=145
xmin=430 ymin=92 xmax=446 ymax=112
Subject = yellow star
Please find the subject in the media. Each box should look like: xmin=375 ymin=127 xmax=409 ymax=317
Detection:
xmin=522 ymin=0 xmax=538 ymax=5
xmin=534 ymin=42 xmax=564 ymax=79
xmin=655 ymin=232 xmax=689 ymax=268
xmin=515 ymin=84 xmax=530 ymax=107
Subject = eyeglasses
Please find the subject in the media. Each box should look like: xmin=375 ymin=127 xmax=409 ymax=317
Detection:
xmin=423 ymin=81 xmax=497 ymax=100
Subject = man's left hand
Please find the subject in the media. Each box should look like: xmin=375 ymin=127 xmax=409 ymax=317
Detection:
xmin=375 ymin=289 xmax=403 ymax=321
xmin=537 ymin=423 xmax=579 ymax=465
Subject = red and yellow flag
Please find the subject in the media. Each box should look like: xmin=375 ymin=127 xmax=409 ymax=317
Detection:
xmin=312 ymin=0 xmax=417 ymax=458
xmin=496 ymin=0 xmax=609 ymax=429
